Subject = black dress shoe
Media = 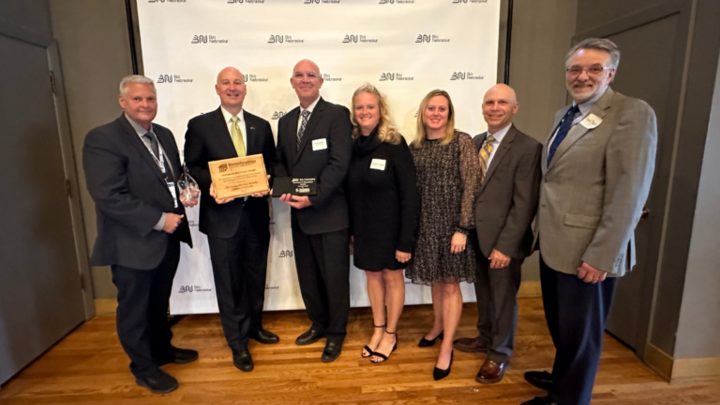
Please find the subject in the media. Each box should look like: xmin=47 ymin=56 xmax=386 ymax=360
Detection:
xmin=250 ymin=329 xmax=280 ymax=344
xmin=418 ymin=331 xmax=444 ymax=347
xmin=232 ymin=350 xmax=254 ymax=372
xmin=433 ymin=350 xmax=453 ymax=381
xmin=521 ymin=395 xmax=559 ymax=405
xmin=158 ymin=347 xmax=199 ymax=365
xmin=524 ymin=370 xmax=553 ymax=391
xmin=135 ymin=370 xmax=178 ymax=394
xmin=321 ymin=338 xmax=344 ymax=363
xmin=295 ymin=328 xmax=326 ymax=346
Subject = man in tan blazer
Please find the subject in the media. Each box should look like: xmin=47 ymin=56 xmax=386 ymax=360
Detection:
xmin=522 ymin=38 xmax=657 ymax=405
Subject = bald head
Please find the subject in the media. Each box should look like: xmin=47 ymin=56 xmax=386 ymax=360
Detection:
xmin=215 ymin=67 xmax=246 ymax=114
xmin=291 ymin=59 xmax=323 ymax=108
xmin=482 ymin=84 xmax=519 ymax=133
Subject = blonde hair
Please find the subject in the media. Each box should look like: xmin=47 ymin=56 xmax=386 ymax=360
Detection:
xmin=412 ymin=89 xmax=456 ymax=148
xmin=350 ymin=83 xmax=402 ymax=145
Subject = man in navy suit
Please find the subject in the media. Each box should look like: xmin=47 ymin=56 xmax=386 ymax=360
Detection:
xmin=274 ymin=60 xmax=353 ymax=362
xmin=83 ymin=75 xmax=197 ymax=394
xmin=184 ymin=67 xmax=278 ymax=373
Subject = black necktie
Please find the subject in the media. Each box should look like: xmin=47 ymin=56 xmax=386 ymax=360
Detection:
xmin=547 ymin=104 xmax=580 ymax=165
xmin=296 ymin=110 xmax=311 ymax=151
xmin=143 ymin=132 xmax=159 ymax=158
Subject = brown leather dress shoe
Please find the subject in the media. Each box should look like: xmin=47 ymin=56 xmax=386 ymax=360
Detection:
xmin=475 ymin=358 xmax=508 ymax=384
xmin=453 ymin=336 xmax=487 ymax=353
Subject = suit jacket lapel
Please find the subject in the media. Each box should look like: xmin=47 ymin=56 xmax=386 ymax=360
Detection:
xmin=545 ymin=88 xmax=613 ymax=173
xmin=285 ymin=108 xmax=300 ymax=163
xmin=210 ymin=108 xmax=237 ymax=158
xmin=155 ymin=127 xmax=181 ymax=180
xmin=543 ymin=110 xmax=566 ymax=174
xmin=245 ymin=113 xmax=257 ymax=156
xmin=481 ymin=126 xmax=516 ymax=193
xmin=474 ymin=132 xmax=487 ymax=152
xmin=119 ymin=115 xmax=167 ymax=187
xmin=293 ymin=97 xmax=325 ymax=165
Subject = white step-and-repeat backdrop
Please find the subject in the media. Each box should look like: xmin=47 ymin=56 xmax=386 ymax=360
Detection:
xmin=135 ymin=0 xmax=501 ymax=315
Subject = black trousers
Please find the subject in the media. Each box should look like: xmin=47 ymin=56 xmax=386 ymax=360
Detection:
xmin=207 ymin=209 xmax=270 ymax=352
xmin=474 ymin=255 xmax=522 ymax=364
xmin=540 ymin=255 xmax=617 ymax=405
xmin=111 ymin=235 xmax=180 ymax=378
xmin=291 ymin=215 xmax=350 ymax=338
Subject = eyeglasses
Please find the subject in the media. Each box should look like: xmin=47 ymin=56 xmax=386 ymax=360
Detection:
xmin=566 ymin=64 xmax=613 ymax=77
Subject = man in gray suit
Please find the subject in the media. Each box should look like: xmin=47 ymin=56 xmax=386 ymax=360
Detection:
xmin=453 ymin=84 xmax=542 ymax=384
xmin=522 ymin=38 xmax=657 ymax=405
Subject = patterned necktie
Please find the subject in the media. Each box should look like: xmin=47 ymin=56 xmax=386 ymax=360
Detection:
xmin=547 ymin=104 xmax=580 ymax=165
xmin=230 ymin=116 xmax=246 ymax=157
xmin=478 ymin=134 xmax=496 ymax=185
xmin=296 ymin=109 xmax=311 ymax=151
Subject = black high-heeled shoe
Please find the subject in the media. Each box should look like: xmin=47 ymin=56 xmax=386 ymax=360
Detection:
xmin=362 ymin=323 xmax=385 ymax=358
xmin=418 ymin=331 xmax=444 ymax=347
xmin=433 ymin=350 xmax=453 ymax=381
xmin=371 ymin=330 xmax=398 ymax=364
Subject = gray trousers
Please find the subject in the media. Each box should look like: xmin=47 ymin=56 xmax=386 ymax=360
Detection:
xmin=474 ymin=255 xmax=523 ymax=364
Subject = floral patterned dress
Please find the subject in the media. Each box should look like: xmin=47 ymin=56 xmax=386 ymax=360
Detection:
xmin=406 ymin=131 xmax=479 ymax=285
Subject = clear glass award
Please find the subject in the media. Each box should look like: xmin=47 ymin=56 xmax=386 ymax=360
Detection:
xmin=178 ymin=166 xmax=201 ymax=203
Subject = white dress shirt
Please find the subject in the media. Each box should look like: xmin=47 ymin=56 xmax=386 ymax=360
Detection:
xmin=481 ymin=123 xmax=512 ymax=168
xmin=220 ymin=106 xmax=248 ymax=149
xmin=548 ymin=88 xmax=606 ymax=146
xmin=297 ymin=96 xmax=320 ymax=134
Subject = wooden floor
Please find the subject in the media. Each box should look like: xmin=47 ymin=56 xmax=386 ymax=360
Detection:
xmin=1 ymin=298 xmax=718 ymax=405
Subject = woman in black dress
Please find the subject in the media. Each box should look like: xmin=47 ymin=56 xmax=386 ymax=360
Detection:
xmin=408 ymin=89 xmax=479 ymax=380
xmin=346 ymin=84 xmax=418 ymax=364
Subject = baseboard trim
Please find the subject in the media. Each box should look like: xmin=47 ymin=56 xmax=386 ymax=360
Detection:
xmin=644 ymin=343 xmax=673 ymax=381
xmin=94 ymin=299 xmax=117 ymax=315
xmin=518 ymin=281 xmax=542 ymax=298
xmin=672 ymin=356 xmax=720 ymax=379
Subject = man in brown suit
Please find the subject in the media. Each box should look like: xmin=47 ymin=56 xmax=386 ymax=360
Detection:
xmin=453 ymin=84 xmax=542 ymax=384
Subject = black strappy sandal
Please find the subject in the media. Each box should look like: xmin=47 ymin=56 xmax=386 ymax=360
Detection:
xmin=371 ymin=330 xmax=398 ymax=364
xmin=362 ymin=324 xmax=385 ymax=358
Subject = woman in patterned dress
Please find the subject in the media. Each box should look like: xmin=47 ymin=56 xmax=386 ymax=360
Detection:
xmin=408 ymin=89 xmax=480 ymax=380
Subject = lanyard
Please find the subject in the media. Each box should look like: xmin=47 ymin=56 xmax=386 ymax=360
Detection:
xmin=142 ymin=134 xmax=174 ymax=179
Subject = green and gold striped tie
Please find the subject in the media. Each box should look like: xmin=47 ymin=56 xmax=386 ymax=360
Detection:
xmin=478 ymin=135 xmax=496 ymax=185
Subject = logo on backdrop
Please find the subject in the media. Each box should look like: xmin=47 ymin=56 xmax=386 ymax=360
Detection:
xmin=378 ymin=0 xmax=415 ymax=4
xmin=379 ymin=72 xmax=414 ymax=81
xmin=415 ymin=34 xmax=451 ymax=43
xmin=304 ymin=0 xmax=341 ymax=4
xmin=243 ymin=73 xmax=269 ymax=82
xmin=271 ymin=111 xmax=287 ymax=120
xmin=279 ymin=250 xmax=294 ymax=258
xmin=452 ymin=0 xmax=488 ymax=3
xmin=227 ymin=0 xmax=265 ymax=3
xmin=322 ymin=73 xmax=342 ymax=82
xmin=148 ymin=0 xmax=186 ymax=3
xmin=156 ymin=74 xmax=193 ymax=83
xmin=267 ymin=35 xmax=305 ymax=44
xmin=450 ymin=71 xmax=484 ymax=80
xmin=191 ymin=35 xmax=229 ymax=44
xmin=342 ymin=34 xmax=379 ymax=44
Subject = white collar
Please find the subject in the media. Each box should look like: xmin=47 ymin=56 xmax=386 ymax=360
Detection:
xmin=574 ymin=87 xmax=607 ymax=117
xmin=300 ymin=96 xmax=320 ymax=114
xmin=487 ymin=123 xmax=512 ymax=143
xmin=221 ymin=106 xmax=245 ymax=124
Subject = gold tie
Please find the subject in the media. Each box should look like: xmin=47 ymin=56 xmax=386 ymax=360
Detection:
xmin=230 ymin=116 xmax=246 ymax=157
xmin=479 ymin=135 xmax=496 ymax=185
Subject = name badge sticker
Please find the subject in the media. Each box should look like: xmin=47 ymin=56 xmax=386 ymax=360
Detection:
xmin=312 ymin=138 xmax=328 ymax=151
xmin=581 ymin=113 xmax=602 ymax=129
xmin=167 ymin=182 xmax=178 ymax=208
xmin=370 ymin=159 xmax=387 ymax=171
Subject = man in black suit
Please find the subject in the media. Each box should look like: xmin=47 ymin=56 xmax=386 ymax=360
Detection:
xmin=83 ymin=75 xmax=197 ymax=394
xmin=184 ymin=67 xmax=279 ymax=372
xmin=453 ymin=84 xmax=542 ymax=384
xmin=274 ymin=59 xmax=353 ymax=362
